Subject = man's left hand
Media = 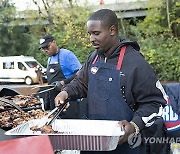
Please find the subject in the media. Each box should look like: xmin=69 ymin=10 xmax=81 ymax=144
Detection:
xmin=118 ymin=120 xmax=136 ymax=145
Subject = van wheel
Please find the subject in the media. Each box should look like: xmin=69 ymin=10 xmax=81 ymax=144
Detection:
xmin=25 ymin=77 xmax=33 ymax=85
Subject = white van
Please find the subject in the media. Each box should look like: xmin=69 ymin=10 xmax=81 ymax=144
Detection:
xmin=0 ymin=56 xmax=47 ymax=85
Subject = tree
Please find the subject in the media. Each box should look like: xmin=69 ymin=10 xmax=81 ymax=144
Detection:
xmin=28 ymin=0 xmax=93 ymax=63
xmin=0 ymin=0 xmax=16 ymax=56
xmin=129 ymin=0 xmax=180 ymax=82
xmin=0 ymin=0 xmax=32 ymax=56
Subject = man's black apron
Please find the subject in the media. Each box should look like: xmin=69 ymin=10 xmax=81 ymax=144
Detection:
xmin=81 ymin=46 xmax=140 ymax=154
xmin=46 ymin=52 xmax=79 ymax=118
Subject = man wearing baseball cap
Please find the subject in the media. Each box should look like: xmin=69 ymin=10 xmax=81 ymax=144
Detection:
xmin=39 ymin=34 xmax=82 ymax=119
xmin=39 ymin=35 xmax=54 ymax=50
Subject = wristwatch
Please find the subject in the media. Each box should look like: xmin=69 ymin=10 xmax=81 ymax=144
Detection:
xmin=130 ymin=121 xmax=140 ymax=135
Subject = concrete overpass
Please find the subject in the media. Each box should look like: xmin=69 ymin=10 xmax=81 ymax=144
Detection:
xmin=91 ymin=0 xmax=149 ymax=18
xmin=15 ymin=0 xmax=150 ymax=26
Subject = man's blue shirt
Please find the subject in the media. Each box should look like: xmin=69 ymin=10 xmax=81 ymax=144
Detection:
xmin=47 ymin=48 xmax=81 ymax=79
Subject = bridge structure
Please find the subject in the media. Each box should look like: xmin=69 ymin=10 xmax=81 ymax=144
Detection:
xmin=90 ymin=0 xmax=150 ymax=19
xmin=14 ymin=0 xmax=150 ymax=26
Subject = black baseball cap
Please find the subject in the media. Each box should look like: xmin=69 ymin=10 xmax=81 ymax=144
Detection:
xmin=39 ymin=34 xmax=54 ymax=50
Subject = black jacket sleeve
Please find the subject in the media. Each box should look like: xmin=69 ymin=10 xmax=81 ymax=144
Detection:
xmin=63 ymin=69 xmax=79 ymax=84
xmin=131 ymin=75 xmax=167 ymax=130
xmin=122 ymin=49 xmax=168 ymax=131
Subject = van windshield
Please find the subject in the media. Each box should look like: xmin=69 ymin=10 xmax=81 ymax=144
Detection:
xmin=25 ymin=61 xmax=39 ymax=68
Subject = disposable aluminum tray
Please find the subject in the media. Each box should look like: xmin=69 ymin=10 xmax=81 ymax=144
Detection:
xmin=5 ymin=119 xmax=124 ymax=151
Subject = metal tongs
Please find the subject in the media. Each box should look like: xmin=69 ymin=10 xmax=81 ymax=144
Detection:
xmin=31 ymin=85 xmax=56 ymax=95
xmin=38 ymin=99 xmax=69 ymax=127
xmin=31 ymin=84 xmax=55 ymax=90
xmin=0 ymin=97 xmax=23 ymax=112
xmin=47 ymin=99 xmax=69 ymax=125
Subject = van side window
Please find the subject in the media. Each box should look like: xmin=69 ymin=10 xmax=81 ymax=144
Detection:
xmin=25 ymin=61 xmax=37 ymax=68
xmin=3 ymin=62 xmax=14 ymax=69
xmin=18 ymin=62 xmax=26 ymax=70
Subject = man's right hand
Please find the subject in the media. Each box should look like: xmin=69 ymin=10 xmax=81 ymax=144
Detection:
xmin=54 ymin=91 xmax=69 ymax=107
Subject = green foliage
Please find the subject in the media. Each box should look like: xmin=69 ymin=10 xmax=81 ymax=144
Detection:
xmin=0 ymin=1 xmax=33 ymax=57
xmin=39 ymin=6 xmax=93 ymax=64
xmin=140 ymin=38 xmax=180 ymax=82
xmin=0 ymin=0 xmax=16 ymax=23
xmin=0 ymin=0 xmax=179 ymax=82
xmin=128 ymin=0 xmax=180 ymax=82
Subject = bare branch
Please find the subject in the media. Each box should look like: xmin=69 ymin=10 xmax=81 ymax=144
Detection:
xmin=32 ymin=0 xmax=43 ymax=15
